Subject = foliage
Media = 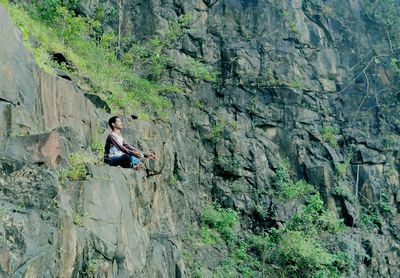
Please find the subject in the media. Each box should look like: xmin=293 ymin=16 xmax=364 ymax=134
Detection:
xmin=198 ymin=226 xmax=221 ymax=245
xmin=267 ymin=194 xmax=347 ymax=277
xmin=90 ymin=141 xmax=105 ymax=164
xmin=216 ymin=156 xmax=242 ymax=176
xmin=290 ymin=78 xmax=303 ymax=89
xmin=181 ymin=57 xmax=218 ymax=82
xmin=381 ymin=133 xmax=397 ymax=149
xmin=29 ymin=0 xmax=79 ymax=23
xmin=187 ymin=191 xmax=349 ymax=277
xmin=86 ymin=259 xmax=99 ymax=275
xmin=363 ymin=0 xmax=400 ymax=28
xmin=321 ymin=124 xmax=339 ymax=148
xmin=193 ymin=99 xmax=203 ymax=109
xmin=320 ymin=4 xmax=334 ymax=18
xmin=3 ymin=0 xmax=173 ymax=119
xmin=167 ymin=175 xmax=178 ymax=187
xmin=209 ymin=119 xmax=228 ymax=143
xmin=274 ymin=230 xmax=334 ymax=274
xmin=73 ymin=210 xmax=84 ymax=226
xmin=246 ymin=96 xmax=257 ymax=114
xmin=124 ymin=14 xmax=216 ymax=83
xmin=360 ymin=206 xmax=382 ymax=230
xmin=335 ymin=149 xmax=353 ymax=176
xmin=62 ymin=151 xmax=95 ymax=181
xmin=165 ymin=14 xmax=193 ymax=45
xmin=332 ymin=183 xmax=354 ymax=202
xmin=274 ymin=163 xmax=315 ymax=200
xmin=289 ymin=22 xmax=298 ymax=34
xmin=201 ymin=205 xmax=239 ymax=245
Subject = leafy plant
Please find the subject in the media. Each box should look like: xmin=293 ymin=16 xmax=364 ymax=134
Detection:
xmin=90 ymin=141 xmax=105 ymax=164
xmin=201 ymin=205 xmax=238 ymax=245
xmin=167 ymin=175 xmax=178 ymax=187
xmin=274 ymin=163 xmax=315 ymax=200
xmin=332 ymin=183 xmax=354 ymax=202
xmin=335 ymin=149 xmax=353 ymax=176
xmin=290 ymin=78 xmax=303 ymax=89
xmin=209 ymin=119 xmax=228 ymax=143
xmin=193 ymin=99 xmax=203 ymax=109
xmin=321 ymin=124 xmax=339 ymax=148
xmin=64 ymin=151 xmax=93 ymax=181
xmin=320 ymin=4 xmax=334 ymax=17
xmin=182 ymin=57 xmax=217 ymax=82
xmin=289 ymin=22 xmax=298 ymax=34
xmin=360 ymin=206 xmax=382 ymax=230
xmin=216 ymin=156 xmax=242 ymax=176
xmin=73 ymin=210 xmax=84 ymax=226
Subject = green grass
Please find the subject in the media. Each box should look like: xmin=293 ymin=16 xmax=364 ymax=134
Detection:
xmin=1 ymin=0 xmax=174 ymax=119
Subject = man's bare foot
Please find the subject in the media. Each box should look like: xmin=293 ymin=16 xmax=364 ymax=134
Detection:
xmin=133 ymin=164 xmax=142 ymax=170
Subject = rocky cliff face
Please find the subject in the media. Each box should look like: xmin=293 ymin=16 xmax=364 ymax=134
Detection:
xmin=1 ymin=0 xmax=400 ymax=277
xmin=0 ymin=5 xmax=188 ymax=277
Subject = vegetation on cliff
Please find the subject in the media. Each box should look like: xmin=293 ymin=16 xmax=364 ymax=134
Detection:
xmin=0 ymin=0 xmax=215 ymax=120
xmin=185 ymin=164 xmax=352 ymax=277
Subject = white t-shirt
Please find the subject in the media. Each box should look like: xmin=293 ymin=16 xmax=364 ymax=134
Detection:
xmin=109 ymin=134 xmax=125 ymax=158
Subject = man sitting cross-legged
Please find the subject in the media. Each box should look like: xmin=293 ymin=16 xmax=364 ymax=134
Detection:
xmin=104 ymin=116 xmax=156 ymax=170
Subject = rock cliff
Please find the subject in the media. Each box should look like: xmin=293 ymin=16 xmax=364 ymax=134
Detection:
xmin=0 ymin=0 xmax=399 ymax=277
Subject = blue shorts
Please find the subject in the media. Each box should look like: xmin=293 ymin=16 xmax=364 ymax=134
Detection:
xmin=109 ymin=154 xmax=141 ymax=168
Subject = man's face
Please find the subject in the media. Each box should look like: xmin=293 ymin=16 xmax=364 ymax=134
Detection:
xmin=113 ymin=118 xmax=123 ymax=130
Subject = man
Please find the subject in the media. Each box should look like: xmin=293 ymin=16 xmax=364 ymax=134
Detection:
xmin=104 ymin=116 xmax=156 ymax=170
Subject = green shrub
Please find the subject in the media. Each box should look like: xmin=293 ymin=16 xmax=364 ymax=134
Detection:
xmin=202 ymin=205 xmax=238 ymax=245
xmin=360 ymin=205 xmax=383 ymax=230
xmin=335 ymin=149 xmax=353 ymax=176
xmin=321 ymin=125 xmax=339 ymax=148
xmin=193 ymin=99 xmax=203 ymax=109
xmin=73 ymin=210 xmax=84 ymax=226
xmin=274 ymin=163 xmax=315 ymax=200
xmin=198 ymin=226 xmax=221 ymax=245
xmin=216 ymin=156 xmax=242 ymax=176
xmin=182 ymin=57 xmax=217 ymax=82
xmin=290 ymin=78 xmax=303 ymax=89
xmin=210 ymin=119 xmax=228 ymax=143
xmin=332 ymin=251 xmax=353 ymax=270
xmin=276 ymin=230 xmax=334 ymax=273
xmin=65 ymin=151 xmax=93 ymax=181
xmin=268 ymin=194 xmax=348 ymax=277
xmin=318 ymin=210 xmax=345 ymax=233
xmin=332 ymin=183 xmax=354 ymax=202
xmin=167 ymin=175 xmax=178 ymax=187
xmin=90 ymin=141 xmax=105 ymax=163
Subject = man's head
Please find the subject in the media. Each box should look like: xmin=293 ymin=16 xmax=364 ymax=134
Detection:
xmin=108 ymin=116 xmax=122 ymax=130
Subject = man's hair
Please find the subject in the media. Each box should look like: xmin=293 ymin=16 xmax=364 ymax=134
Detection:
xmin=108 ymin=116 xmax=120 ymax=129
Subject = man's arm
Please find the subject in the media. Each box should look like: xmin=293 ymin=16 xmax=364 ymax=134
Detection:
xmin=123 ymin=142 xmax=144 ymax=158
xmin=123 ymin=142 xmax=156 ymax=160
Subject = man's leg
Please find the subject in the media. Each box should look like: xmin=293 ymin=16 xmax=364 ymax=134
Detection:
xmin=130 ymin=156 xmax=141 ymax=166
xmin=109 ymin=154 xmax=132 ymax=168
xmin=130 ymin=156 xmax=142 ymax=170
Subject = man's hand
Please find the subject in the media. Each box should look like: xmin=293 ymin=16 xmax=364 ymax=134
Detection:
xmin=132 ymin=150 xmax=143 ymax=158
xmin=146 ymin=152 xmax=156 ymax=160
